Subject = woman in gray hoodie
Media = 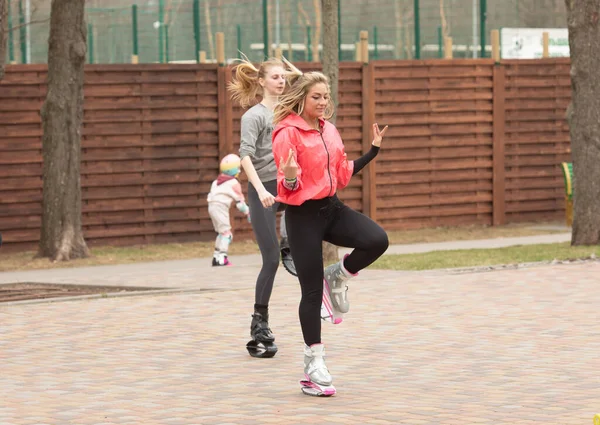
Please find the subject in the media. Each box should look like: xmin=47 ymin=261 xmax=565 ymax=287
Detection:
xmin=228 ymin=56 xmax=302 ymax=358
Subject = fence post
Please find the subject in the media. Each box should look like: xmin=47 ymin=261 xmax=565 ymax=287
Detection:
xmin=306 ymin=26 xmax=312 ymax=61
xmin=413 ymin=0 xmax=420 ymax=59
xmin=338 ymin=0 xmax=342 ymax=61
xmin=443 ymin=37 xmax=453 ymax=59
xmin=132 ymin=5 xmax=139 ymax=63
xmin=216 ymin=32 xmax=225 ymax=65
xmin=492 ymin=63 xmax=506 ymax=225
xmin=237 ymin=25 xmax=242 ymax=58
xmin=542 ymin=32 xmax=549 ymax=58
xmin=193 ymin=0 xmax=201 ymax=63
xmin=479 ymin=0 xmax=487 ymax=58
xmin=362 ymin=60 xmax=376 ymax=219
xmin=437 ymin=26 xmax=442 ymax=58
xmin=491 ymin=29 xmax=500 ymax=62
xmin=373 ymin=26 xmax=379 ymax=60
xmin=18 ymin=0 xmax=27 ymax=63
xmin=8 ymin=0 xmax=15 ymax=63
xmin=88 ymin=23 xmax=95 ymax=64
xmin=158 ymin=0 xmax=165 ymax=63
xmin=360 ymin=30 xmax=368 ymax=64
xmin=262 ymin=0 xmax=269 ymax=59
xmin=165 ymin=24 xmax=170 ymax=63
xmin=157 ymin=0 xmax=165 ymax=63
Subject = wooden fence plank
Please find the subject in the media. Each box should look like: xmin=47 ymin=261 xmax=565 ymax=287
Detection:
xmin=493 ymin=65 xmax=506 ymax=225
xmin=362 ymin=63 xmax=375 ymax=219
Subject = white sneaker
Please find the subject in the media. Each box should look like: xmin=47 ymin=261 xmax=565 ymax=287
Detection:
xmin=300 ymin=343 xmax=336 ymax=396
xmin=303 ymin=343 xmax=332 ymax=386
xmin=321 ymin=280 xmax=343 ymax=324
xmin=323 ymin=259 xmax=353 ymax=314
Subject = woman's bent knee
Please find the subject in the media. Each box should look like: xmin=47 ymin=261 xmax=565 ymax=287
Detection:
xmin=372 ymin=228 xmax=389 ymax=256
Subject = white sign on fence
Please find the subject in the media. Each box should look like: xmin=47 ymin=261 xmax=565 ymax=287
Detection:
xmin=500 ymin=28 xmax=570 ymax=59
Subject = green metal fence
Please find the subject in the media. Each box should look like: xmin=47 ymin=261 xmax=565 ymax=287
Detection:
xmin=4 ymin=0 xmax=567 ymax=64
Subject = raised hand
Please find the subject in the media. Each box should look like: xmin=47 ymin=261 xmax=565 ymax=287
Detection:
xmin=372 ymin=123 xmax=389 ymax=147
xmin=281 ymin=148 xmax=298 ymax=180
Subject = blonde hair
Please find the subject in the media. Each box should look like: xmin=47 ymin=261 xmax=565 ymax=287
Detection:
xmin=273 ymin=72 xmax=335 ymax=125
xmin=228 ymin=54 xmax=303 ymax=109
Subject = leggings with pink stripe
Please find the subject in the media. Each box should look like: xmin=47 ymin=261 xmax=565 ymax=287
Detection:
xmin=284 ymin=195 xmax=389 ymax=346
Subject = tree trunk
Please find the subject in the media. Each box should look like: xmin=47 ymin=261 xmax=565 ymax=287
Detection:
xmin=404 ymin=11 xmax=413 ymax=60
xmin=204 ymin=0 xmax=215 ymax=60
xmin=394 ymin=0 xmax=403 ymax=59
xmin=439 ymin=0 xmax=449 ymax=38
xmin=321 ymin=0 xmax=339 ymax=264
xmin=286 ymin=0 xmax=293 ymax=59
xmin=565 ymin=0 xmax=600 ymax=245
xmin=39 ymin=0 xmax=90 ymax=261
xmin=321 ymin=0 xmax=338 ymax=120
xmin=0 ymin=0 xmax=7 ymax=81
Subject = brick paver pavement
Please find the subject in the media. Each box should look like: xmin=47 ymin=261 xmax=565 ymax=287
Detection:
xmin=1 ymin=257 xmax=599 ymax=425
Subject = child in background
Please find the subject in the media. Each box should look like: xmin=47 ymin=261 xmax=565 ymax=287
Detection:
xmin=207 ymin=153 xmax=250 ymax=266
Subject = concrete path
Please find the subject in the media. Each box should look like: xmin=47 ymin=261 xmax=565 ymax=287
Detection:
xmin=1 ymin=233 xmax=599 ymax=425
xmin=346 ymin=232 xmax=572 ymax=256
xmin=0 ymin=233 xmax=573 ymax=287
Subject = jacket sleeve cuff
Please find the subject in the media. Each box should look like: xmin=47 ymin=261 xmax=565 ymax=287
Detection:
xmin=283 ymin=177 xmax=299 ymax=191
xmin=278 ymin=176 xmax=302 ymax=193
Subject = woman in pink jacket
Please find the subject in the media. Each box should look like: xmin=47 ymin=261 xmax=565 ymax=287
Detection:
xmin=272 ymin=71 xmax=389 ymax=396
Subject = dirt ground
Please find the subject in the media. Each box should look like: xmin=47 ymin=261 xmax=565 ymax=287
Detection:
xmin=0 ymin=282 xmax=158 ymax=303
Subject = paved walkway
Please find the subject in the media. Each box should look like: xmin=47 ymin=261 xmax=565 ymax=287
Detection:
xmin=0 ymin=233 xmax=573 ymax=288
xmin=1 ymin=234 xmax=599 ymax=425
xmin=361 ymin=232 xmax=572 ymax=256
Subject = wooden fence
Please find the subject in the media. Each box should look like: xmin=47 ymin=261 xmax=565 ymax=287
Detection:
xmin=0 ymin=59 xmax=572 ymax=252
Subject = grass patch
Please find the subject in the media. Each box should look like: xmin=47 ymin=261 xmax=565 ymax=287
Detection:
xmin=0 ymin=222 xmax=569 ymax=273
xmin=0 ymin=239 xmax=260 ymax=273
xmin=386 ymin=223 xmax=567 ymax=245
xmin=372 ymin=242 xmax=600 ymax=271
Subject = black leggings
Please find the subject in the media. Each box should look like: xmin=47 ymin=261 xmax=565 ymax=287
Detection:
xmin=248 ymin=180 xmax=280 ymax=306
xmin=285 ymin=195 xmax=389 ymax=346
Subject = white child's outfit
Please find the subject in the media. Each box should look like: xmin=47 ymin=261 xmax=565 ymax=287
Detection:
xmin=207 ymin=173 xmax=250 ymax=266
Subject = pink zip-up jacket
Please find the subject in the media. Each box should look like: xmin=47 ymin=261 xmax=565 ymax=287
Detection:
xmin=272 ymin=114 xmax=354 ymax=206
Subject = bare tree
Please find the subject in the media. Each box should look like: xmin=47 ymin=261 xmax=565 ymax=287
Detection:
xmin=439 ymin=0 xmax=452 ymax=56
xmin=217 ymin=0 xmax=223 ymax=30
xmin=286 ymin=0 xmax=293 ymax=58
xmin=565 ymin=0 xmax=600 ymax=245
xmin=298 ymin=1 xmax=310 ymax=27
xmin=321 ymin=0 xmax=338 ymax=120
xmin=321 ymin=0 xmax=339 ymax=263
xmin=0 ymin=0 xmax=7 ymax=81
xmin=394 ymin=0 xmax=414 ymax=59
xmin=38 ymin=0 xmax=90 ymax=261
xmin=403 ymin=10 xmax=414 ymax=59
xmin=298 ymin=2 xmax=311 ymax=59
xmin=204 ymin=0 xmax=215 ymax=60
xmin=394 ymin=0 xmax=404 ymax=59
xmin=1 ymin=0 xmax=52 ymax=69
xmin=268 ymin=0 xmax=275 ymax=57
xmin=312 ymin=0 xmax=321 ymax=62
xmin=439 ymin=0 xmax=450 ymax=39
